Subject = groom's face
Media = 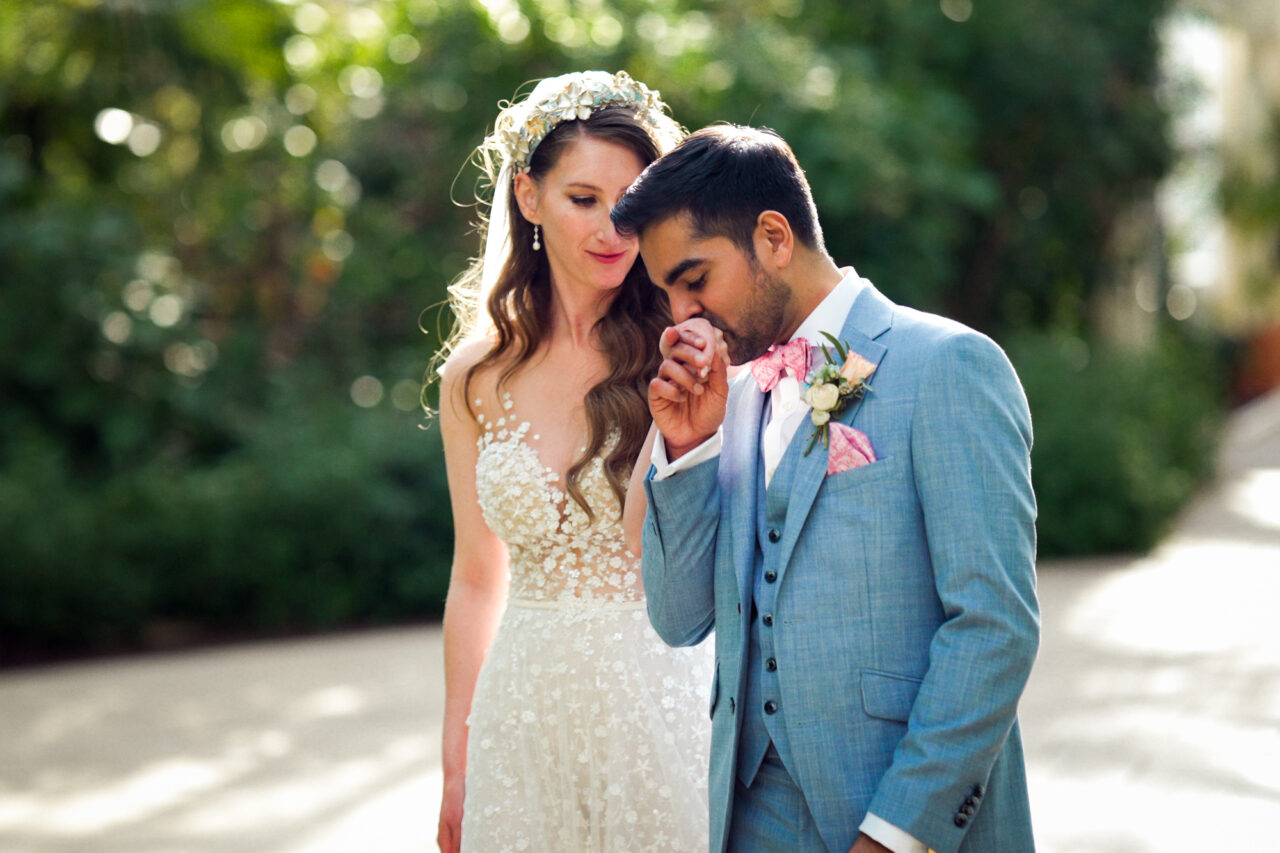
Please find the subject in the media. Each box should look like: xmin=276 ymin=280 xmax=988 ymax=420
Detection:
xmin=639 ymin=214 xmax=791 ymax=365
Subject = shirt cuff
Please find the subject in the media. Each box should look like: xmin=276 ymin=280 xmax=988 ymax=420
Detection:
xmin=860 ymin=812 xmax=929 ymax=853
xmin=650 ymin=428 xmax=722 ymax=481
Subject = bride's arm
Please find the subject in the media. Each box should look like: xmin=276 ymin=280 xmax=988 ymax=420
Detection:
xmin=437 ymin=350 xmax=508 ymax=853
xmin=622 ymin=422 xmax=659 ymax=558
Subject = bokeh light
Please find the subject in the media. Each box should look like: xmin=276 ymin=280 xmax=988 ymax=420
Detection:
xmin=221 ymin=116 xmax=269 ymax=153
xmin=285 ymin=83 xmax=318 ymax=115
xmin=321 ymin=229 xmax=355 ymax=262
xmin=338 ymin=65 xmax=383 ymax=99
xmin=100 ymin=311 xmax=133 ymax=345
xmin=94 ymin=108 xmax=133 ymax=145
xmin=284 ymin=125 xmax=318 ymax=157
xmin=283 ymin=34 xmax=320 ymax=72
xmin=941 ymin=0 xmax=973 ymax=23
xmin=345 ymin=7 xmax=385 ymax=43
xmin=122 ymin=279 xmax=154 ymax=313
xmin=387 ymin=34 xmax=420 ymax=64
xmin=391 ymin=378 xmax=423 ymax=412
xmin=350 ymin=376 xmax=384 ymax=408
xmin=149 ymin=294 xmax=184 ymax=328
xmin=496 ymin=11 xmax=530 ymax=44
xmin=1167 ymin=284 xmax=1197 ymax=320
xmin=293 ymin=2 xmax=329 ymax=35
xmin=127 ymin=122 xmax=162 ymax=157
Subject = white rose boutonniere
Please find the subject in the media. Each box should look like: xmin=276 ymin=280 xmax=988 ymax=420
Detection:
xmin=802 ymin=332 xmax=876 ymax=455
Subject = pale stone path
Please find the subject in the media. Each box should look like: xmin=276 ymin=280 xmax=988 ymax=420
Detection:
xmin=1 ymin=393 xmax=1277 ymax=852
xmin=1019 ymin=391 xmax=1280 ymax=852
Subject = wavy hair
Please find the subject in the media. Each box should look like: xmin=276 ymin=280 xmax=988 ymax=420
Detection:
xmin=438 ymin=106 xmax=675 ymax=520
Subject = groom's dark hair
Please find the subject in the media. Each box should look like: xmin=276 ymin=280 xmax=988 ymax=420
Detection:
xmin=611 ymin=124 xmax=824 ymax=253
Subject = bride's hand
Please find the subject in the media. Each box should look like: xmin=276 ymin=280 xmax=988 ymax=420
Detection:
xmin=437 ymin=776 xmax=464 ymax=853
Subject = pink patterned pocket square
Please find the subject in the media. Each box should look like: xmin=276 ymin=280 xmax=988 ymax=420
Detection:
xmin=827 ymin=422 xmax=876 ymax=476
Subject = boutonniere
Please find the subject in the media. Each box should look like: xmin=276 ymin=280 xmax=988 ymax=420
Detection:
xmin=802 ymin=332 xmax=876 ymax=456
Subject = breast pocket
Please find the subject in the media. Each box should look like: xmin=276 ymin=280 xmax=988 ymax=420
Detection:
xmin=822 ymin=454 xmax=901 ymax=496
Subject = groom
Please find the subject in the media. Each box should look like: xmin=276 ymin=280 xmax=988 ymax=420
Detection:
xmin=611 ymin=125 xmax=1039 ymax=853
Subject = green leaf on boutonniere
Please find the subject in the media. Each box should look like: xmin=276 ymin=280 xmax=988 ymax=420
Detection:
xmin=819 ymin=331 xmax=849 ymax=362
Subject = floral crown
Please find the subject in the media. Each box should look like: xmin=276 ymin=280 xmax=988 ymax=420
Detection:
xmin=485 ymin=70 xmax=678 ymax=172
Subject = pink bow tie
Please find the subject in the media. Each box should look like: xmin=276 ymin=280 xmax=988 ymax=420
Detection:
xmin=750 ymin=338 xmax=811 ymax=393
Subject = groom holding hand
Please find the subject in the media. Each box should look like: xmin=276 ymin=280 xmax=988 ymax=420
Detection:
xmin=612 ymin=126 xmax=1039 ymax=853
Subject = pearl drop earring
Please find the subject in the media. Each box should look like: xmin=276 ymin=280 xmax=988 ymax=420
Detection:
xmin=532 ymin=224 xmax=541 ymax=251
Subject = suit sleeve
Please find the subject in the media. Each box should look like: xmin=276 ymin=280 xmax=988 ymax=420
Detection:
xmin=867 ymin=330 xmax=1040 ymax=850
xmin=641 ymin=453 xmax=721 ymax=648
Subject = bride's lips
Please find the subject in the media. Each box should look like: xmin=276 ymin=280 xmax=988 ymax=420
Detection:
xmin=588 ymin=250 xmax=628 ymax=264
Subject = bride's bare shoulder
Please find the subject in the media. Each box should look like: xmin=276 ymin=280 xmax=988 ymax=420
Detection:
xmin=440 ymin=338 xmax=494 ymax=383
xmin=439 ymin=338 xmax=504 ymax=414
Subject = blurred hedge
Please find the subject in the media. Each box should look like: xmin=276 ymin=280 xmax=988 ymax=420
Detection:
xmin=1 ymin=0 xmax=1227 ymax=658
xmin=1011 ymin=331 xmax=1226 ymax=557
xmin=0 ymin=394 xmax=450 ymax=662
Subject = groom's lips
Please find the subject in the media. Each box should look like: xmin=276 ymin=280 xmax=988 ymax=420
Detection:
xmin=588 ymin=250 xmax=628 ymax=264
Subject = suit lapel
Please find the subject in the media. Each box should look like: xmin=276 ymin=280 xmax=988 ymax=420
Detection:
xmin=772 ymin=282 xmax=894 ymax=576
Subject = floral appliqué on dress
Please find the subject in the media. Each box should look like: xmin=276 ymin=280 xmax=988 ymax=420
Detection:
xmin=461 ymin=393 xmax=712 ymax=852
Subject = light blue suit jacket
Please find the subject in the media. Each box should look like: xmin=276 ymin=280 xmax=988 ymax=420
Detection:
xmin=642 ymin=281 xmax=1039 ymax=853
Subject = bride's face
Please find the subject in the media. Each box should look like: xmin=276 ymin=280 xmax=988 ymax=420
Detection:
xmin=515 ymin=135 xmax=646 ymax=296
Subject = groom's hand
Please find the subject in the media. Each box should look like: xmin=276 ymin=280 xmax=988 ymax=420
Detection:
xmin=650 ymin=317 xmax=729 ymax=459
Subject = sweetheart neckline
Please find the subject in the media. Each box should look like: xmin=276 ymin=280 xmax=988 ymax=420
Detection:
xmin=477 ymin=426 xmax=630 ymax=538
xmin=477 ymin=385 xmax=606 ymax=484
xmin=480 ymin=426 xmax=571 ymax=504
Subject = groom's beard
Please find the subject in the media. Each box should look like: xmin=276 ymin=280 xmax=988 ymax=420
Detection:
xmin=714 ymin=266 xmax=792 ymax=365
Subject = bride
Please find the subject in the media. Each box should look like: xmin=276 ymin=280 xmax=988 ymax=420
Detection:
xmin=434 ymin=72 xmax=713 ymax=852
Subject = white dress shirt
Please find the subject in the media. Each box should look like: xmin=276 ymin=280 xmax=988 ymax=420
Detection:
xmin=650 ymin=268 xmax=929 ymax=853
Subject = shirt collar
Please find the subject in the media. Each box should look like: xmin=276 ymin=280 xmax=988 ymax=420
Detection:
xmin=789 ymin=267 xmax=865 ymax=346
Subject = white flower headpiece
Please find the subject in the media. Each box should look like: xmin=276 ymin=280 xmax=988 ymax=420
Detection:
xmin=485 ymin=70 xmax=678 ymax=173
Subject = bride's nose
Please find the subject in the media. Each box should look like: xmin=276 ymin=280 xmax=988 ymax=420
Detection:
xmin=597 ymin=215 xmax=631 ymax=247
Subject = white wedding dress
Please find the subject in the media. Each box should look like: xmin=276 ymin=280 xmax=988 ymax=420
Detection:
xmin=461 ymin=393 xmax=712 ymax=852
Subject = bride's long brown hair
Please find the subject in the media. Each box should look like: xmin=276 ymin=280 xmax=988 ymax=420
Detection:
xmin=446 ymin=107 xmax=673 ymax=520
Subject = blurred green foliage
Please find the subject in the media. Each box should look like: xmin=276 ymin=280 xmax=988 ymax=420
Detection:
xmin=0 ymin=0 xmax=1222 ymax=657
xmin=1011 ymin=332 xmax=1225 ymax=556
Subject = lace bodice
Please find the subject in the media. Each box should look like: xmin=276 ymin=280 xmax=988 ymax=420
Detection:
xmin=464 ymin=392 xmax=712 ymax=850
xmin=474 ymin=393 xmax=642 ymax=604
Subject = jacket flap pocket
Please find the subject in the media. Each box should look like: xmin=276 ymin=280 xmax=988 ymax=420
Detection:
xmin=860 ymin=668 xmax=922 ymax=722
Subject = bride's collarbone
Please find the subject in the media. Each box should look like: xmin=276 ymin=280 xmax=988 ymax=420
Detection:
xmin=476 ymin=389 xmax=590 ymax=475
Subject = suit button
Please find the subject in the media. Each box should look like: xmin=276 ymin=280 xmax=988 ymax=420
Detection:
xmin=954 ymin=816 xmax=967 ymax=828
xmin=764 ymin=570 xmax=777 ymax=583
xmin=767 ymin=528 xmax=780 ymax=543
xmin=972 ymin=784 xmax=985 ymax=797
xmin=761 ymin=614 xmax=773 ymax=627
xmin=763 ymin=700 xmax=778 ymax=715
xmin=729 ymin=698 xmax=735 ymax=714
xmin=765 ymin=657 xmax=777 ymax=672
xmin=964 ymin=796 xmax=978 ymax=807
xmin=960 ymin=804 xmax=976 ymax=816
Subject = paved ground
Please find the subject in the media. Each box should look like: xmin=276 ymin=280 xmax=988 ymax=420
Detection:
xmin=1019 ymin=390 xmax=1280 ymax=851
xmin=2 ymin=393 xmax=1277 ymax=852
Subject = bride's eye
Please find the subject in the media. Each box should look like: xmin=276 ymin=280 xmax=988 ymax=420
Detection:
xmin=571 ymin=196 xmax=596 ymax=207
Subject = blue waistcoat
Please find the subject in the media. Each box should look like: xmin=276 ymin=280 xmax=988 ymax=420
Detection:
xmin=738 ymin=401 xmax=804 ymax=787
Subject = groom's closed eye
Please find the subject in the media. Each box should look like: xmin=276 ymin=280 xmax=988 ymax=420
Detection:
xmin=662 ymin=258 xmax=706 ymax=288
